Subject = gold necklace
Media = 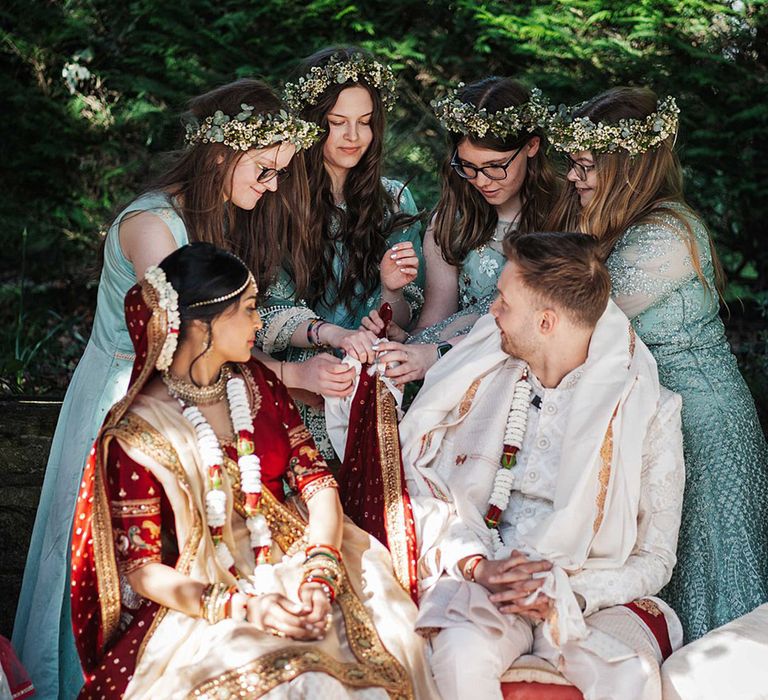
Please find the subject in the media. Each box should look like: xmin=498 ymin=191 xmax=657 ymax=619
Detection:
xmin=161 ymin=365 xmax=232 ymax=406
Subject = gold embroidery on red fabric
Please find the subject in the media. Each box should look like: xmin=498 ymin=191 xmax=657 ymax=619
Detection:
xmin=237 ymin=363 xmax=263 ymax=419
xmin=287 ymin=424 xmax=312 ymax=448
xmin=109 ymin=498 xmax=161 ymax=518
xmin=375 ymin=377 xmax=411 ymax=595
xmin=633 ymin=598 xmax=662 ymax=617
xmin=300 ymin=474 xmax=338 ymax=503
xmin=108 ymin=412 xmax=204 ymax=662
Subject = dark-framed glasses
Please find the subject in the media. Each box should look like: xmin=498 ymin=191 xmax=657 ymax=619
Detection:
xmin=450 ymin=145 xmax=525 ymax=181
xmin=564 ymin=154 xmax=595 ymax=182
xmin=256 ymin=166 xmax=291 ymax=184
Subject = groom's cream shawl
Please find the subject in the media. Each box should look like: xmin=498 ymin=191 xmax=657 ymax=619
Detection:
xmin=399 ymin=301 xmax=662 ymax=575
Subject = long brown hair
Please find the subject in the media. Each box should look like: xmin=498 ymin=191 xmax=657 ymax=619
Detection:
xmin=546 ymin=86 xmax=725 ymax=294
xmin=432 ymin=77 xmax=560 ymax=266
xmin=145 ymin=79 xmax=310 ymax=290
xmin=288 ymin=47 xmax=419 ymax=312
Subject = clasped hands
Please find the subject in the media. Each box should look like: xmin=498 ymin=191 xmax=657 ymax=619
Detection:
xmin=473 ymin=550 xmax=554 ymax=622
xmin=232 ymin=583 xmax=332 ymax=641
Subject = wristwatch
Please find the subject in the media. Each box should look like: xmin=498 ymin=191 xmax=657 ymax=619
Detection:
xmin=436 ymin=342 xmax=452 ymax=360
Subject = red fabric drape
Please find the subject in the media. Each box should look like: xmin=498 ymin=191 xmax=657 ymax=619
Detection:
xmin=336 ymin=304 xmax=420 ymax=602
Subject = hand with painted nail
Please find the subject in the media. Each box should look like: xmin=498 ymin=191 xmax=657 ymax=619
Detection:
xmin=380 ymin=242 xmax=419 ymax=293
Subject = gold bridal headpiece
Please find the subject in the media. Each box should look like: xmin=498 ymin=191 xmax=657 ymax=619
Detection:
xmin=431 ymin=86 xmax=549 ymax=139
xmin=184 ymin=105 xmax=321 ymax=152
xmin=187 ymin=272 xmax=256 ymax=308
xmin=283 ymin=53 xmax=398 ymax=112
xmin=545 ymin=96 xmax=680 ymax=156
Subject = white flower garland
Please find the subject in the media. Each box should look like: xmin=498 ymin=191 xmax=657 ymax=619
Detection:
xmin=485 ymin=370 xmax=532 ymax=553
xmin=226 ymin=377 xmax=271 ymax=551
xmin=144 ymin=265 xmax=180 ymax=370
xmin=180 ymin=374 xmax=271 ymax=572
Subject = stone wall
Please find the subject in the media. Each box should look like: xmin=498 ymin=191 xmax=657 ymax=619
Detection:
xmin=0 ymin=398 xmax=61 ymax=638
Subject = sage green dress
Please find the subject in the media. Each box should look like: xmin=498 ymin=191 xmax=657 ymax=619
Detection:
xmin=12 ymin=192 xmax=189 ymax=699
xmin=606 ymin=204 xmax=768 ymax=641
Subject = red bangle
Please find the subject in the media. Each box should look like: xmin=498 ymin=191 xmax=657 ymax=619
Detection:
xmin=466 ymin=555 xmax=484 ymax=583
xmin=305 ymin=544 xmax=342 ymax=562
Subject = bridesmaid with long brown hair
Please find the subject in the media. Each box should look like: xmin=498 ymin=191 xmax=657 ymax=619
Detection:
xmin=13 ymin=78 xmax=319 ymax=699
xmin=256 ymin=47 xmax=425 ymax=459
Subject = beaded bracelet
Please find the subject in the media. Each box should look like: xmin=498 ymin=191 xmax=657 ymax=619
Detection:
xmin=306 ymin=319 xmax=328 ymax=348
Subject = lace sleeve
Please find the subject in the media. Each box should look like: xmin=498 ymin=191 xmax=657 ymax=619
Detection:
xmin=568 ymin=389 xmax=685 ymax=615
xmin=256 ymin=267 xmax=318 ymax=354
xmin=606 ymin=216 xmax=698 ymax=319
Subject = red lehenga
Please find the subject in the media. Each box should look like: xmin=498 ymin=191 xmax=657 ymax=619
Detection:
xmin=70 ymin=282 xmax=435 ymax=699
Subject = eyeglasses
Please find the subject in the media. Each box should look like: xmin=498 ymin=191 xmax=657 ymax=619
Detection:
xmin=256 ymin=166 xmax=291 ymax=184
xmin=450 ymin=145 xmax=525 ymax=181
xmin=564 ymin=154 xmax=595 ymax=182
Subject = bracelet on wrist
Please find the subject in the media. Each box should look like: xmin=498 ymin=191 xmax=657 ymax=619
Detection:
xmin=305 ymin=543 xmax=342 ymax=562
xmin=199 ymin=582 xmax=232 ymax=624
xmin=462 ymin=555 xmax=485 ymax=583
xmin=306 ymin=318 xmax=328 ymax=349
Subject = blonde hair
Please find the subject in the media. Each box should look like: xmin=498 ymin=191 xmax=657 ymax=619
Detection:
xmin=547 ymin=87 xmax=725 ymax=296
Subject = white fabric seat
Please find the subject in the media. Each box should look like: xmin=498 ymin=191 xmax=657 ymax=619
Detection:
xmin=501 ymin=655 xmax=574 ymax=686
xmin=661 ymin=603 xmax=768 ymax=699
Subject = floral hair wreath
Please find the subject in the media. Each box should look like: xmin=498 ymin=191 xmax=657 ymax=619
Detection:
xmin=545 ymin=95 xmax=680 ymax=156
xmin=431 ymin=86 xmax=549 ymax=140
xmin=282 ymin=52 xmax=398 ymax=113
xmin=184 ymin=105 xmax=321 ymax=152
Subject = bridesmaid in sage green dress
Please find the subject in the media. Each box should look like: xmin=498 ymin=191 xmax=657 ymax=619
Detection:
xmin=367 ymin=76 xmax=559 ymax=387
xmin=12 ymin=79 xmax=317 ymax=700
xmin=548 ymin=85 xmax=768 ymax=641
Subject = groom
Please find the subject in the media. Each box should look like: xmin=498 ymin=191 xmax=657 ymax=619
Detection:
xmin=398 ymin=232 xmax=686 ymax=700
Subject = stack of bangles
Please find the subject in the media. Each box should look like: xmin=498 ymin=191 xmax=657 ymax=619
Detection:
xmin=306 ymin=318 xmax=328 ymax=348
xmin=199 ymin=582 xmax=251 ymax=624
xmin=299 ymin=543 xmax=343 ymax=603
xmin=462 ymin=554 xmax=485 ymax=583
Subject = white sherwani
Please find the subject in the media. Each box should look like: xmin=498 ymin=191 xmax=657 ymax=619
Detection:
xmin=396 ymin=305 xmax=686 ymax=700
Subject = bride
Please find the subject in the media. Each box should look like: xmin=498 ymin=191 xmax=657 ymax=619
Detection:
xmin=70 ymin=242 xmax=435 ymax=699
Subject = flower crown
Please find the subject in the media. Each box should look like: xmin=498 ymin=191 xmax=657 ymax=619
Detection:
xmin=545 ymin=96 xmax=680 ymax=156
xmin=431 ymin=86 xmax=549 ymax=140
xmin=283 ymin=53 xmax=398 ymax=113
xmin=184 ymin=105 xmax=321 ymax=151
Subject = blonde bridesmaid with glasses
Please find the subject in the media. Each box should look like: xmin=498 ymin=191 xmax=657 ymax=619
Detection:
xmin=546 ymin=86 xmax=768 ymax=642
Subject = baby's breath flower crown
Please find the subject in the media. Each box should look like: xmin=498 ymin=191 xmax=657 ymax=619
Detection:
xmin=184 ymin=104 xmax=321 ymax=152
xmin=431 ymin=86 xmax=549 ymax=140
xmin=283 ymin=53 xmax=398 ymax=113
xmin=545 ymin=96 xmax=680 ymax=156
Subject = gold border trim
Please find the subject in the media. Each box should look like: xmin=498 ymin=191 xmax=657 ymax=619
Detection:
xmin=375 ymin=377 xmax=413 ymax=596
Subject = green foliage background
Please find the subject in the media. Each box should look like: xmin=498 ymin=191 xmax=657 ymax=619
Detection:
xmin=1 ymin=0 xmax=767 ymax=408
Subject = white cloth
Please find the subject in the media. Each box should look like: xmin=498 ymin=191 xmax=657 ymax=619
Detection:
xmin=431 ymin=598 xmax=677 ymax=700
xmin=661 ymin=603 xmax=768 ymax=700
